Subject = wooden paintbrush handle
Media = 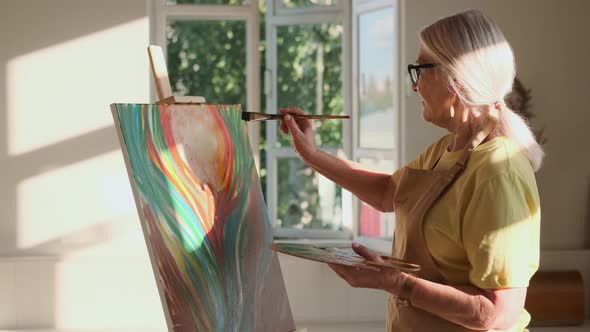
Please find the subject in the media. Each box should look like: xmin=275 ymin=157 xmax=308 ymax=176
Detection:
xmin=290 ymin=114 xmax=350 ymax=120
xmin=244 ymin=112 xmax=349 ymax=121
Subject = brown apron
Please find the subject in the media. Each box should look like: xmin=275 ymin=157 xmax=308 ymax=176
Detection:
xmin=387 ymin=129 xmax=493 ymax=332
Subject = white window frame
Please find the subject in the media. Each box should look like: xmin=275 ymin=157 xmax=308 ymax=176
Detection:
xmin=274 ymin=0 xmax=345 ymax=16
xmin=149 ymin=0 xmax=262 ymax=167
xmin=352 ymin=0 xmax=403 ymax=253
xmin=265 ymin=0 xmax=353 ymax=239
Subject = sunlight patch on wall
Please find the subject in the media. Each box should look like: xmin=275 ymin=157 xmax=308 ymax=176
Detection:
xmin=7 ymin=17 xmax=149 ymax=156
xmin=17 ymin=150 xmax=137 ymax=250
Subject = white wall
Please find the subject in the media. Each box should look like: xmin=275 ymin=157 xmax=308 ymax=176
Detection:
xmin=0 ymin=0 xmax=157 ymax=329
xmin=0 ymin=0 xmax=151 ymax=256
xmin=0 ymin=0 xmax=588 ymax=330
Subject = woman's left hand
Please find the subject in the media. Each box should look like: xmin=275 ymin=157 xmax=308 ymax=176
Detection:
xmin=328 ymin=242 xmax=406 ymax=295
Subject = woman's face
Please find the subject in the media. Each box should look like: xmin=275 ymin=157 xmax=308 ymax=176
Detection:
xmin=414 ymin=48 xmax=456 ymax=129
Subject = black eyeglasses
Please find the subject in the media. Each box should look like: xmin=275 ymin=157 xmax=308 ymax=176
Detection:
xmin=407 ymin=63 xmax=437 ymax=86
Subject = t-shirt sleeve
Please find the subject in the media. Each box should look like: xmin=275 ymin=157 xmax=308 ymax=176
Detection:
xmin=462 ymin=172 xmax=540 ymax=289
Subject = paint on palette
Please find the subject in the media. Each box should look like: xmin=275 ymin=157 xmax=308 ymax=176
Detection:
xmin=112 ymin=103 xmax=294 ymax=332
xmin=270 ymin=243 xmax=420 ymax=272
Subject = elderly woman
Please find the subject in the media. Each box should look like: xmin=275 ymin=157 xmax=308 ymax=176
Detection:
xmin=279 ymin=9 xmax=543 ymax=332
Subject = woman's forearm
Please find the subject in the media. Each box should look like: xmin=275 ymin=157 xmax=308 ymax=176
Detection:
xmin=301 ymin=149 xmax=396 ymax=212
xmin=407 ymin=277 xmax=497 ymax=330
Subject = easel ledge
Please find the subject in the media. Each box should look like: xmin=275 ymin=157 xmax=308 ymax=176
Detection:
xmin=148 ymin=45 xmax=206 ymax=104
xmin=155 ymin=95 xmax=206 ymax=104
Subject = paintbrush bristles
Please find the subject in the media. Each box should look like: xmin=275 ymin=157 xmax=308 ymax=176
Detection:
xmin=241 ymin=112 xmax=282 ymax=122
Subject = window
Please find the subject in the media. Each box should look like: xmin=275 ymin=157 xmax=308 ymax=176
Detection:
xmin=280 ymin=0 xmax=340 ymax=9
xmin=265 ymin=1 xmax=351 ymax=239
xmin=151 ymin=0 xmax=261 ymax=166
xmin=152 ymin=0 xmax=400 ymax=244
xmin=166 ymin=0 xmax=246 ymax=4
xmin=166 ymin=19 xmax=247 ymax=106
xmin=352 ymin=0 xmax=400 ymax=252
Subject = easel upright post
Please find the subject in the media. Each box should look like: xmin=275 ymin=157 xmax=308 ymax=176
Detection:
xmin=147 ymin=45 xmax=206 ymax=104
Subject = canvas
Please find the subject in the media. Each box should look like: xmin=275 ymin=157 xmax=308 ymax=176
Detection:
xmin=111 ymin=103 xmax=295 ymax=332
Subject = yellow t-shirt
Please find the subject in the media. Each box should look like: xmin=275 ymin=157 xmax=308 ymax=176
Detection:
xmin=392 ymin=134 xmax=540 ymax=331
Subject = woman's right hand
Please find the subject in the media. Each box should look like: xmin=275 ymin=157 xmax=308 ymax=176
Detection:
xmin=279 ymin=106 xmax=317 ymax=160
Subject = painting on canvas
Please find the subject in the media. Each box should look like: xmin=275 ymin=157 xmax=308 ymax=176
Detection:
xmin=111 ymin=103 xmax=294 ymax=332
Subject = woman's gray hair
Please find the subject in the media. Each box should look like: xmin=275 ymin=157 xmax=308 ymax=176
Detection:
xmin=419 ymin=9 xmax=544 ymax=171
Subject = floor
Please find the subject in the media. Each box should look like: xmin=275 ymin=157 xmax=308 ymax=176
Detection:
xmin=0 ymin=321 xmax=589 ymax=332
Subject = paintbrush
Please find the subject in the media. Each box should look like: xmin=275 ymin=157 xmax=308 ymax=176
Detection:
xmin=241 ymin=111 xmax=350 ymax=122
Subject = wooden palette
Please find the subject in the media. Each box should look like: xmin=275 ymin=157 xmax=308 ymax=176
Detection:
xmin=270 ymin=243 xmax=420 ymax=272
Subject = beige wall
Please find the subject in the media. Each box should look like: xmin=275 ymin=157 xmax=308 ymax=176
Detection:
xmin=0 ymin=0 xmax=151 ymax=256
xmin=0 ymin=0 xmax=153 ymax=327
xmin=403 ymin=0 xmax=590 ymax=250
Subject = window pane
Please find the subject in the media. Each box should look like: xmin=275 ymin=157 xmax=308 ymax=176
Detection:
xmin=167 ymin=20 xmax=246 ymax=106
xmin=359 ymin=8 xmax=395 ymax=149
xmin=358 ymin=158 xmax=394 ymax=239
xmin=276 ymin=24 xmax=343 ymax=148
xmin=276 ymin=157 xmax=342 ymax=230
xmin=166 ymin=0 xmax=245 ymax=5
xmin=281 ymin=0 xmax=339 ymax=8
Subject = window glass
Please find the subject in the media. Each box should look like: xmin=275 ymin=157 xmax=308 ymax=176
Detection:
xmin=167 ymin=20 xmax=247 ymax=106
xmin=276 ymin=24 xmax=343 ymax=148
xmin=358 ymin=158 xmax=394 ymax=239
xmin=276 ymin=157 xmax=342 ymax=230
xmin=358 ymin=8 xmax=395 ymax=149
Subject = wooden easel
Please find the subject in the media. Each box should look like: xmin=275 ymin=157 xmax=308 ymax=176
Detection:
xmin=148 ymin=45 xmax=206 ymax=104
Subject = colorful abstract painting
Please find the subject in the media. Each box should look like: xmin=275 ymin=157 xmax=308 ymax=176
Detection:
xmin=111 ymin=103 xmax=295 ymax=332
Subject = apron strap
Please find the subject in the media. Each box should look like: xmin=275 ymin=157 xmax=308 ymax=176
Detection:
xmin=453 ymin=120 xmax=496 ymax=174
